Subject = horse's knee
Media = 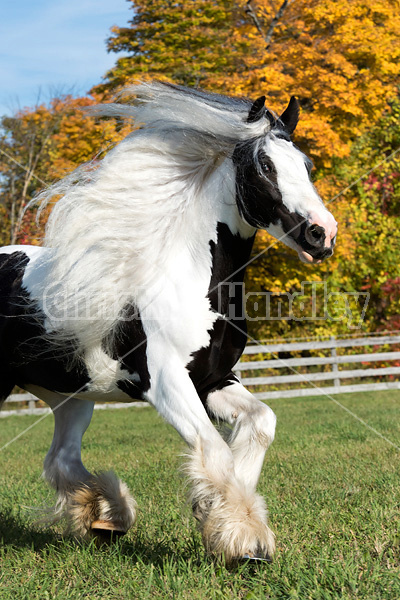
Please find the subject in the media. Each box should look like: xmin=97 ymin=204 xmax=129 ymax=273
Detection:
xmin=251 ymin=403 xmax=276 ymax=449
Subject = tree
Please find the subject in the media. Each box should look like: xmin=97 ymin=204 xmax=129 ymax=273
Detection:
xmin=0 ymin=96 xmax=128 ymax=244
xmin=246 ymin=91 xmax=400 ymax=340
xmin=0 ymin=103 xmax=62 ymax=245
xmin=98 ymin=0 xmax=400 ymax=171
xmin=235 ymin=0 xmax=400 ymax=169
xmin=96 ymin=0 xmax=238 ymax=93
xmin=331 ymin=92 xmax=400 ymax=333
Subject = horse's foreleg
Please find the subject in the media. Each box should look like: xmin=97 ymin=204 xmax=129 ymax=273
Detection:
xmin=42 ymin=392 xmax=136 ymax=537
xmin=206 ymin=379 xmax=276 ymax=492
xmin=147 ymin=363 xmax=275 ymax=562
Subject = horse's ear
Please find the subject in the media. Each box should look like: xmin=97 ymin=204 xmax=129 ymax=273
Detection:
xmin=279 ymin=96 xmax=300 ymax=134
xmin=248 ymin=96 xmax=276 ymax=127
xmin=247 ymin=96 xmax=266 ymax=123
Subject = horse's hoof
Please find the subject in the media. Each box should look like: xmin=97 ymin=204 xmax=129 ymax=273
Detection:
xmin=90 ymin=519 xmax=126 ymax=542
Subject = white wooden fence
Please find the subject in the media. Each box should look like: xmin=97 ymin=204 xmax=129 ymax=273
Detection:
xmin=234 ymin=334 xmax=400 ymax=400
xmin=2 ymin=334 xmax=400 ymax=415
xmin=0 ymin=395 xmax=149 ymax=418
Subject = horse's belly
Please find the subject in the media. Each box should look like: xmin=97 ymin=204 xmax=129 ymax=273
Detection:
xmin=24 ymin=383 xmax=139 ymax=404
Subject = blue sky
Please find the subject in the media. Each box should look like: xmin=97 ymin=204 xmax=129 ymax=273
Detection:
xmin=0 ymin=0 xmax=131 ymax=116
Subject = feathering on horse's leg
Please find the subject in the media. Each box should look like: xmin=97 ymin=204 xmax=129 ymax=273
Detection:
xmin=42 ymin=392 xmax=136 ymax=537
xmin=147 ymin=363 xmax=275 ymax=563
xmin=206 ymin=379 xmax=276 ymax=491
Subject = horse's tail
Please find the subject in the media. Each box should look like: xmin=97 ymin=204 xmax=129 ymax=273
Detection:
xmin=0 ymin=251 xmax=21 ymax=412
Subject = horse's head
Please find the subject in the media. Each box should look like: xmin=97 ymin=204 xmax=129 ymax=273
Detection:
xmin=234 ymin=96 xmax=337 ymax=263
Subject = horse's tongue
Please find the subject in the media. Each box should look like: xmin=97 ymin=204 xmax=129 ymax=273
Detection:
xmin=297 ymin=249 xmax=322 ymax=264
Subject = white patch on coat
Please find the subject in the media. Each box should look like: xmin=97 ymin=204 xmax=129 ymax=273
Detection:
xmin=265 ymin=135 xmax=337 ymax=239
xmin=207 ymin=382 xmax=276 ymax=491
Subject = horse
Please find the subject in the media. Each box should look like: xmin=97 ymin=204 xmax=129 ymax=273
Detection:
xmin=0 ymin=82 xmax=337 ymax=563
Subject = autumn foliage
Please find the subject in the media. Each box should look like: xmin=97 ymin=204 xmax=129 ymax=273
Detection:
xmin=0 ymin=96 xmax=128 ymax=244
xmin=99 ymin=0 xmax=400 ymax=170
xmin=1 ymin=0 xmax=399 ymax=338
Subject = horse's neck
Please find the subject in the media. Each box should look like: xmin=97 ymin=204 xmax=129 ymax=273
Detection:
xmin=157 ymin=158 xmax=256 ymax=300
xmin=208 ymin=159 xmax=256 ymax=285
xmin=207 ymin=222 xmax=255 ymax=315
xmin=165 ymin=159 xmax=255 ymax=287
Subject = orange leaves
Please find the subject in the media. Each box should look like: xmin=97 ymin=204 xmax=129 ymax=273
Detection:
xmin=99 ymin=0 xmax=399 ymax=172
xmin=228 ymin=0 xmax=400 ymax=168
xmin=47 ymin=95 xmax=128 ymax=181
xmin=0 ymin=94 xmax=130 ymax=244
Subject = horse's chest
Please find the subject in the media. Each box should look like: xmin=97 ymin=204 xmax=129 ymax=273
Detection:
xmin=186 ymin=222 xmax=254 ymax=400
xmin=187 ymin=315 xmax=246 ymax=401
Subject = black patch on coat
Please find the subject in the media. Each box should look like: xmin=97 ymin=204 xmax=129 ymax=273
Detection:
xmin=274 ymin=206 xmax=333 ymax=261
xmin=103 ymin=303 xmax=151 ymax=398
xmin=233 ymin=140 xmax=283 ymax=230
xmin=187 ymin=223 xmax=255 ymax=402
xmin=0 ymin=251 xmax=90 ymax=395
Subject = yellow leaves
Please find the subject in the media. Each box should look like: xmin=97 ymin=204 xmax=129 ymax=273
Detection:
xmin=224 ymin=0 xmax=400 ymax=169
xmin=2 ymin=0 xmax=399 ymax=335
xmin=96 ymin=0 xmax=400 ymax=174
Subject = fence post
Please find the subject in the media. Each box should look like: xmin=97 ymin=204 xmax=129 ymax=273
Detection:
xmin=330 ymin=335 xmax=340 ymax=389
xmin=28 ymin=398 xmax=36 ymax=413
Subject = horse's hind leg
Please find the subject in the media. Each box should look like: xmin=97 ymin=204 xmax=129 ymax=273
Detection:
xmin=42 ymin=391 xmax=136 ymax=537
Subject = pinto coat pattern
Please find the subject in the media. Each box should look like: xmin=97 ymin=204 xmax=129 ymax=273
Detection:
xmin=0 ymin=82 xmax=337 ymax=562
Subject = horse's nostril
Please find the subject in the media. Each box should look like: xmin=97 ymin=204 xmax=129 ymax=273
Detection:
xmin=305 ymin=224 xmax=325 ymax=247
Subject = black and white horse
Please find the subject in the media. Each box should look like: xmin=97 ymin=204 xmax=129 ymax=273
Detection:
xmin=0 ymin=82 xmax=337 ymax=562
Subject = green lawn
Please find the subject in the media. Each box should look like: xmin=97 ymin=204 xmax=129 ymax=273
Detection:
xmin=1 ymin=391 xmax=399 ymax=599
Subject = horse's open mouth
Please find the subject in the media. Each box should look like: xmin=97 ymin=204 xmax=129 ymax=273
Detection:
xmin=297 ymin=249 xmax=332 ymax=264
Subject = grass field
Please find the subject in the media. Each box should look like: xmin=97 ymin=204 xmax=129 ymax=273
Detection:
xmin=1 ymin=390 xmax=399 ymax=599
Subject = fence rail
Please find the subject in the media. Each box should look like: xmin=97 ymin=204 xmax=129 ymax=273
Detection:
xmin=234 ymin=334 xmax=400 ymax=400
xmin=1 ymin=394 xmax=148 ymax=417
xmin=2 ymin=334 xmax=400 ymax=415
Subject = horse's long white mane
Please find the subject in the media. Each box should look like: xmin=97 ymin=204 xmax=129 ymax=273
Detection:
xmin=31 ymin=82 xmax=270 ymax=357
